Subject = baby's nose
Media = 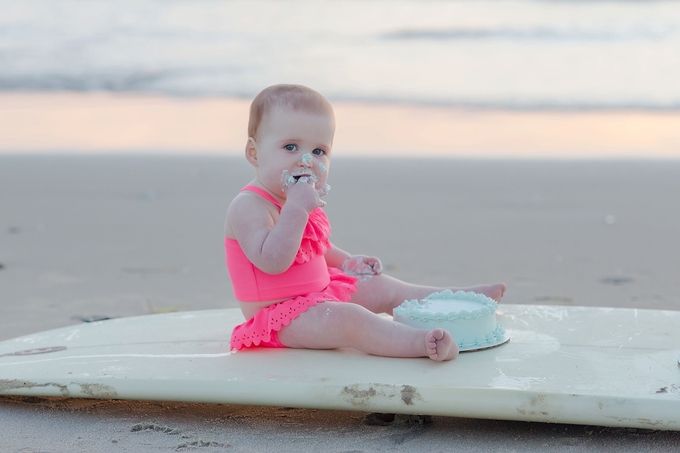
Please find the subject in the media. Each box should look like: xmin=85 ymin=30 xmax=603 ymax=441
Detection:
xmin=300 ymin=153 xmax=313 ymax=168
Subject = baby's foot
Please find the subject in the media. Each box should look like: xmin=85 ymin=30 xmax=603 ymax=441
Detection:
xmin=484 ymin=283 xmax=506 ymax=302
xmin=466 ymin=283 xmax=506 ymax=302
xmin=425 ymin=328 xmax=459 ymax=361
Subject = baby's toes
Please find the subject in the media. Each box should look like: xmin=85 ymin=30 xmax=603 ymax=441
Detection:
xmin=425 ymin=332 xmax=437 ymax=354
xmin=432 ymin=328 xmax=446 ymax=341
xmin=426 ymin=330 xmax=445 ymax=359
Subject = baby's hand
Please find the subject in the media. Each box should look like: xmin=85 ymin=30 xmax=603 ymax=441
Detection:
xmin=317 ymin=183 xmax=331 ymax=198
xmin=286 ymin=177 xmax=325 ymax=212
xmin=342 ymin=255 xmax=383 ymax=276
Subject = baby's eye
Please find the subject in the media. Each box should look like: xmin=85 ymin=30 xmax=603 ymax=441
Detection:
xmin=312 ymin=148 xmax=325 ymax=155
xmin=284 ymin=144 xmax=298 ymax=152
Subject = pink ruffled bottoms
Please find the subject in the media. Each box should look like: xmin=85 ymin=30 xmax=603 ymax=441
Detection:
xmin=230 ymin=268 xmax=358 ymax=350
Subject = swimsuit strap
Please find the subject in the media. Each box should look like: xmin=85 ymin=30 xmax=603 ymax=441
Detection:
xmin=241 ymin=185 xmax=282 ymax=209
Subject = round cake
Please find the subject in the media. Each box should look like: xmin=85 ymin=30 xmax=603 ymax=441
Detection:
xmin=393 ymin=290 xmax=509 ymax=352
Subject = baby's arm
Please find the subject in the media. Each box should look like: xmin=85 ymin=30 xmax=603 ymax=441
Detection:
xmin=324 ymin=244 xmax=351 ymax=269
xmin=326 ymin=243 xmax=383 ymax=276
xmin=229 ymin=181 xmax=323 ymax=274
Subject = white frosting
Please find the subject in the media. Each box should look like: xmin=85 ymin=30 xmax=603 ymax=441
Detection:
xmin=301 ymin=153 xmax=313 ymax=167
xmin=393 ymin=290 xmax=508 ymax=351
xmin=280 ymin=170 xmax=320 ymax=191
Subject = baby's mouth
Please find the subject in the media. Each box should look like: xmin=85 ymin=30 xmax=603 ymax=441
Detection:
xmin=281 ymin=169 xmax=319 ymax=190
xmin=292 ymin=169 xmax=319 ymax=181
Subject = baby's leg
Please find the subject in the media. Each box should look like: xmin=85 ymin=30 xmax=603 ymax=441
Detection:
xmin=276 ymin=302 xmax=458 ymax=361
xmin=349 ymin=273 xmax=506 ymax=315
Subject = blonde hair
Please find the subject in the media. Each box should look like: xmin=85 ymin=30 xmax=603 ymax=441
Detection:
xmin=248 ymin=84 xmax=334 ymax=139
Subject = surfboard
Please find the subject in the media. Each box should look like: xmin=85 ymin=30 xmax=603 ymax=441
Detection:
xmin=1 ymin=305 xmax=679 ymax=431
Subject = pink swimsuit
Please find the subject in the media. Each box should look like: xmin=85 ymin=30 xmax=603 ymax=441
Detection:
xmin=226 ymin=186 xmax=357 ymax=350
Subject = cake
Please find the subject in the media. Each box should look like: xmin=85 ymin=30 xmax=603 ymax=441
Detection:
xmin=393 ymin=290 xmax=509 ymax=352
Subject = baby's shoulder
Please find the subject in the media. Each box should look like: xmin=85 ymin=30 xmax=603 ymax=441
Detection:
xmin=226 ymin=192 xmax=276 ymax=238
xmin=229 ymin=190 xmax=275 ymax=212
xmin=226 ymin=191 xmax=279 ymax=226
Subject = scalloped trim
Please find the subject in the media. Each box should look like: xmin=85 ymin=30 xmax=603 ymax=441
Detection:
xmin=230 ymin=269 xmax=357 ymax=350
xmin=457 ymin=323 xmax=507 ymax=350
xmin=394 ymin=290 xmax=498 ymax=322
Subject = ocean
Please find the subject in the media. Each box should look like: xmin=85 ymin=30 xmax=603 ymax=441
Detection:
xmin=2 ymin=0 xmax=680 ymax=110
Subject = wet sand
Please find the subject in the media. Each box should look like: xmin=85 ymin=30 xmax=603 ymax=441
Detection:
xmin=1 ymin=154 xmax=679 ymax=451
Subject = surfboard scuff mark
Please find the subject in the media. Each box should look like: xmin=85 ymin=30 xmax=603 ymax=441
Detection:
xmin=492 ymin=369 xmax=546 ymax=390
xmin=340 ymin=384 xmax=422 ymax=408
xmin=0 ymin=346 xmax=67 ymax=358
xmin=516 ymin=394 xmax=550 ymax=418
xmin=0 ymin=379 xmax=117 ymax=399
xmin=604 ymin=415 xmax=673 ymax=429
xmin=400 ymin=385 xmax=419 ymax=405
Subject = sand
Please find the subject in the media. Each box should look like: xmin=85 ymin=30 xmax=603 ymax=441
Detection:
xmin=1 ymin=154 xmax=679 ymax=451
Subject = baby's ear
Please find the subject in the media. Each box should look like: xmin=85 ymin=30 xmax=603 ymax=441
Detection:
xmin=245 ymin=137 xmax=258 ymax=166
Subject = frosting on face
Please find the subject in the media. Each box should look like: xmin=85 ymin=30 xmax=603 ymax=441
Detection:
xmin=279 ymin=168 xmax=330 ymax=197
xmin=301 ymin=153 xmax=313 ymax=167
xmin=280 ymin=170 xmax=319 ymax=191
xmin=279 ymin=152 xmax=330 ymax=195
xmin=280 ymin=170 xmax=296 ymax=190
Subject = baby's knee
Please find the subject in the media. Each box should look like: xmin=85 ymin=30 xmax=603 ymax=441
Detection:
xmin=317 ymin=301 xmax=365 ymax=323
xmin=314 ymin=302 xmax=374 ymax=339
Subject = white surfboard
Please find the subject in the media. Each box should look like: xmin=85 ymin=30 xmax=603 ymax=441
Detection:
xmin=1 ymin=305 xmax=679 ymax=431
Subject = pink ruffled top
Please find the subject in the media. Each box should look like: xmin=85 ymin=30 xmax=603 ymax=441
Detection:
xmin=225 ymin=185 xmax=332 ymax=302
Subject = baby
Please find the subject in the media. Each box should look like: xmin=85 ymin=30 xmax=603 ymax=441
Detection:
xmin=224 ymin=84 xmax=506 ymax=361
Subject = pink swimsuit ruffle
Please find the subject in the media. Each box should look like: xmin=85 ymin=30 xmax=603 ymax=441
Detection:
xmin=230 ymin=268 xmax=358 ymax=350
xmin=295 ymin=207 xmax=331 ymax=264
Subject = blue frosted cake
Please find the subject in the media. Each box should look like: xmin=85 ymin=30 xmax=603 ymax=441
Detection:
xmin=393 ymin=290 xmax=509 ymax=351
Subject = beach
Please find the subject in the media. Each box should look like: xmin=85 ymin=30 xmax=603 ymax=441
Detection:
xmin=3 ymin=0 xmax=680 ymax=448
xmin=2 ymin=150 xmax=680 ymax=451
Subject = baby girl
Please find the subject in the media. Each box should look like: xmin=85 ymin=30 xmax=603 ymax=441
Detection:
xmin=224 ymin=84 xmax=505 ymax=361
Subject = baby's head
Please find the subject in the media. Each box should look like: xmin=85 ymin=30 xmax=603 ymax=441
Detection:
xmin=246 ymin=85 xmax=335 ymax=196
xmin=248 ymin=84 xmax=335 ymax=141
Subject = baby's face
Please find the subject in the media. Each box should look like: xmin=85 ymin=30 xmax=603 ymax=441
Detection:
xmin=252 ymin=105 xmax=334 ymax=196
